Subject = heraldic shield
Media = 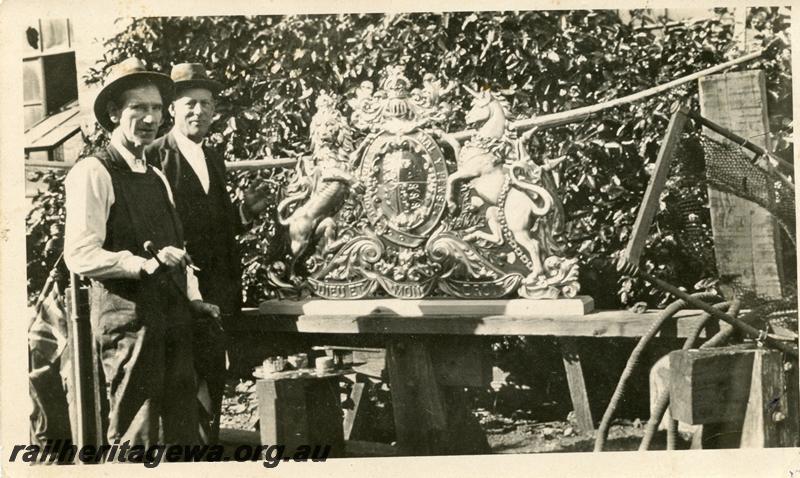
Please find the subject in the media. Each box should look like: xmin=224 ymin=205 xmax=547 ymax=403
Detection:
xmin=360 ymin=130 xmax=449 ymax=249
xmin=269 ymin=65 xmax=581 ymax=300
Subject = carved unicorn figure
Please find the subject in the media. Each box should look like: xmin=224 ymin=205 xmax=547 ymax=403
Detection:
xmin=445 ymin=87 xmax=558 ymax=279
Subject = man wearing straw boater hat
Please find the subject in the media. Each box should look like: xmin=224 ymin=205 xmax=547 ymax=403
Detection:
xmin=64 ymin=57 xmax=220 ymax=450
xmin=146 ymin=63 xmax=269 ymax=445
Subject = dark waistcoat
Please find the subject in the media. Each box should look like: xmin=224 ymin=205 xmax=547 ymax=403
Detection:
xmin=146 ymin=135 xmax=242 ymax=314
xmin=91 ymin=145 xmax=188 ymax=326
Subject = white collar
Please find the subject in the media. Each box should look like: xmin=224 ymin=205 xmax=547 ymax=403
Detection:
xmin=171 ymin=127 xmax=210 ymax=193
xmin=109 ymin=130 xmax=147 ymax=170
xmin=171 ymin=128 xmax=205 ymax=154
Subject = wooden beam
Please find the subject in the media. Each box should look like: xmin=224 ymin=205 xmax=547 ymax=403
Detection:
xmin=24 ymin=160 xmax=72 ymax=169
xmin=66 ymin=279 xmax=100 ymax=455
xmin=786 ymin=357 xmax=800 ymax=447
xmin=24 ymin=156 xmax=304 ymax=171
xmin=240 ymin=307 xmax=714 ymax=338
xmin=699 ymin=70 xmax=785 ymax=298
xmin=635 ymin=271 xmax=797 ymax=357
xmin=623 ymin=107 xmax=688 ymax=266
xmin=558 ymin=338 xmax=594 ymax=431
xmin=262 ymin=297 xmax=594 ymax=317
xmin=686 ymin=110 xmax=793 ymax=176
xmin=342 ymin=381 xmax=367 ymax=441
xmin=430 ymin=336 xmax=491 ymax=388
xmin=385 ymin=337 xmax=449 ymax=455
xmin=351 ymin=349 xmax=386 ymax=379
xmin=226 ymin=157 xmax=304 ymax=170
xmin=740 ymin=349 xmax=795 ymax=447
xmin=508 ymin=50 xmax=764 ymax=133
xmin=448 ymin=50 xmax=759 ymax=141
xmin=385 ymin=337 xmax=490 ymax=455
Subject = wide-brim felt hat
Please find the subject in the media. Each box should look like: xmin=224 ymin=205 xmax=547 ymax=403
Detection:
xmin=93 ymin=57 xmax=174 ymax=132
xmin=170 ymin=63 xmax=223 ymax=94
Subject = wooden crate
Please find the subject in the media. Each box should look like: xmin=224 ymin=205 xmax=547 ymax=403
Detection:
xmin=256 ymin=374 xmax=345 ymax=456
xmin=669 ymin=346 xmax=798 ymax=448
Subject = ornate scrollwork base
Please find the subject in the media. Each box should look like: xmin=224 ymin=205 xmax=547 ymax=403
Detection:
xmin=518 ymin=256 xmax=581 ymax=300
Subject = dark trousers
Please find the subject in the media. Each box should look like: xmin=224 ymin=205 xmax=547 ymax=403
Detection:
xmin=194 ymin=266 xmax=240 ymax=445
xmin=91 ymin=282 xmax=199 ymax=449
xmin=194 ymin=314 xmax=230 ymax=445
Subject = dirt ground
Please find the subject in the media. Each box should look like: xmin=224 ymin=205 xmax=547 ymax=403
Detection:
xmin=219 ymin=379 xmax=690 ymax=454
xmin=478 ymin=412 xmax=690 ymax=453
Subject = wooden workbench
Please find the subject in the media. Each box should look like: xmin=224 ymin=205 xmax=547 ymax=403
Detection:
xmin=239 ymin=300 xmax=713 ymax=454
xmin=240 ymin=304 xmax=710 ymax=338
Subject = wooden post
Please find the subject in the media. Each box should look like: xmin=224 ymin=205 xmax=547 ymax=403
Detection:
xmin=342 ymin=381 xmax=367 ymax=441
xmin=786 ymin=357 xmax=800 ymax=447
xmin=385 ymin=337 xmax=449 ymax=455
xmin=66 ymin=275 xmax=101 ymax=461
xmin=558 ymin=338 xmax=594 ymax=431
xmin=740 ymin=350 xmax=795 ymax=447
xmin=385 ymin=336 xmax=491 ymax=455
xmin=699 ymin=70 xmax=784 ymax=297
xmin=623 ymin=107 xmax=688 ymax=266
xmin=430 ymin=336 xmax=492 ymax=387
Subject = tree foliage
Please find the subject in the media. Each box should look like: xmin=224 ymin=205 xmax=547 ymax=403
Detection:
xmin=27 ymin=8 xmax=793 ymax=307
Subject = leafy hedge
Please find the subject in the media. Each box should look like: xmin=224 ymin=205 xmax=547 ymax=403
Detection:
xmin=27 ymin=9 xmax=793 ymax=308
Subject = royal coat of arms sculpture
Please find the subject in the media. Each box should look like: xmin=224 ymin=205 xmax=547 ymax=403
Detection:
xmin=270 ymin=66 xmax=580 ymax=300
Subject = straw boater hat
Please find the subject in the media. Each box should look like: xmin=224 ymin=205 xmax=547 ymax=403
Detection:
xmin=93 ymin=57 xmax=174 ymax=132
xmin=170 ymin=63 xmax=223 ymax=94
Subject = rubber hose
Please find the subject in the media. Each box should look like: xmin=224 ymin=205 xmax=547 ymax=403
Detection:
xmin=666 ymin=397 xmax=678 ymax=451
xmin=699 ymin=298 xmax=744 ymax=350
xmin=639 ymin=300 xmax=735 ymax=451
xmin=667 ymin=299 xmax=739 ymax=450
xmin=641 ymin=391 xmax=672 ymax=451
xmin=593 ymin=292 xmax=721 ymax=452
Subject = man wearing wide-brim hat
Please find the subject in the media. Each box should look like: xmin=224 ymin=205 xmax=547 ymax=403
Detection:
xmin=64 ymin=57 xmax=220 ymax=449
xmin=146 ymin=63 xmax=269 ymax=445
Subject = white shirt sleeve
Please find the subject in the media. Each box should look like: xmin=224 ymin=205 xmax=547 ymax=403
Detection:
xmin=64 ymin=157 xmax=204 ymax=302
xmin=64 ymin=157 xmax=147 ymax=279
xmin=186 ymin=267 xmax=202 ymax=301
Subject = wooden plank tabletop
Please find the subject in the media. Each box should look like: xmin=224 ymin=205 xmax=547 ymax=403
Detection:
xmin=239 ymin=307 xmax=714 ymax=338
